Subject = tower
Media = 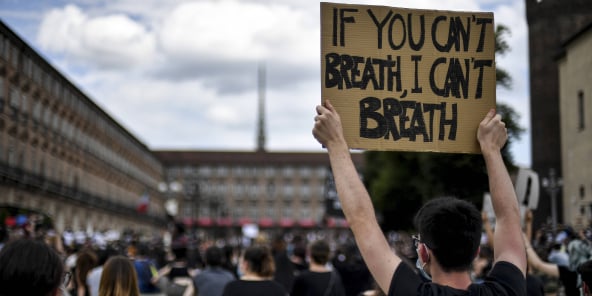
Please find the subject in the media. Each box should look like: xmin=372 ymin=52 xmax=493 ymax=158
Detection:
xmin=525 ymin=0 xmax=592 ymax=228
xmin=256 ymin=63 xmax=266 ymax=152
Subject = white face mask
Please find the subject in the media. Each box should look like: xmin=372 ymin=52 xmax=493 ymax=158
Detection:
xmin=416 ymin=258 xmax=432 ymax=281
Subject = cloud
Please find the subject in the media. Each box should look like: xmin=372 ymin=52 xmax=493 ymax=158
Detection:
xmin=37 ymin=4 xmax=157 ymax=70
xmin=8 ymin=0 xmax=531 ymax=164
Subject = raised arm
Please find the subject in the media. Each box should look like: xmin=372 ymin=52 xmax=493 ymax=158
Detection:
xmin=523 ymin=234 xmax=559 ymax=277
xmin=477 ymin=109 xmax=527 ymax=276
xmin=313 ymin=100 xmax=400 ymax=292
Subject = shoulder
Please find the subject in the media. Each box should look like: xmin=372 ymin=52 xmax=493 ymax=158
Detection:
xmin=388 ymin=262 xmax=424 ymax=296
xmin=479 ymin=261 xmax=526 ymax=296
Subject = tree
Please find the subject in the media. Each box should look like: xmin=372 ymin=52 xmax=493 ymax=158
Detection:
xmin=364 ymin=24 xmax=525 ymax=231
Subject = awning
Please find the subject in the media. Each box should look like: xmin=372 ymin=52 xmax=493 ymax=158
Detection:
xmin=182 ymin=217 xmax=194 ymax=226
xmin=298 ymin=218 xmax=316 ymax=228
xmin=216 ymin=217 xmax=233 ymax=227
xmin=325 ymin=217 xmax=349 ymax=228
xmin=238 ymin=217 xmax=253 ymax=226
xmin=197 ymin=217 xmax=213 ymax=227
xmin=258 ymin=217 xmax=274 ymax=227
xmin=279 ymin=218 xmax=295 ymax=227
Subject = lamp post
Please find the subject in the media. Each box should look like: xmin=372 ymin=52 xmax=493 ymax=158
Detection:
xmin=542 ymin=168 xmax=562 ymax=231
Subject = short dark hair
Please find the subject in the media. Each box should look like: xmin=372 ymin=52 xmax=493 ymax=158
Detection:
xmin=205 ymin=246 xmax=224 ymax=267
xmin=0 ymin=238 xmax=64 ymax=296
xmin=242 ymin=245 xmax=275 ymax=278
xmin=414 ymin=197 xmax=482 ymax=272
xmin=309 ymin=240 xmax=331 ymax=265
xmin=578 ymin=260 xmax=592 ymax=289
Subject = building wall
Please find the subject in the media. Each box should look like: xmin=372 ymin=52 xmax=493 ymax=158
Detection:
xmin=154 ymin=151 xmax=364 ymax=232
xmin=558 ymin=26 xmax=592 ymax=228
xmin=0 ymin=20 xmax=363 ymax=241
xmin=0 ymin=21 xmax=166 ymax=235
xmin=525 ymin=0 xmax=592 ymax=228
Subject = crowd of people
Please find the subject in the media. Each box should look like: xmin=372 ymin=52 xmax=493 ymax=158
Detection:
xmin=2 ymin=105 xmax=592 ymax=296
xmin=2 ymin=209 xmax=592 ymax=296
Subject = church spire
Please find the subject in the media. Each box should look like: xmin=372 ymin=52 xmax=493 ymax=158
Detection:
xmin=256 ymin=63 xmax=266 ymax=152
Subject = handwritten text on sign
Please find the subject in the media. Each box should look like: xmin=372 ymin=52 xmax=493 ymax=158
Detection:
xmin=321 ymin=2 xmax=496 ymax=153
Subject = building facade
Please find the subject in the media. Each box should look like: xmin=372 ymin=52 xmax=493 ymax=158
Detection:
xmin=154 ymin=150 xmax=364 ymax=236
xmin=557 ymin=22 xmax=592 ymax=228
xmin=0 ymin=20 xmax=363 ymax=241
xmin=525 ymin=0 xmax=592 ymax=228
xmin=0 ymin=20 xmax=167 ymax=235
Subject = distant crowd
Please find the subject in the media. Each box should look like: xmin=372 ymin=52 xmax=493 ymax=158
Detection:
xmin=2 ymin=211 xmax=592 ymax=296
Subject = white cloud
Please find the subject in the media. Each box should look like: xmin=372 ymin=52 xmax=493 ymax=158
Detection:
xmin=37 ymin=4 xmax=157 ymax=70
xmin=6 ymin=0 xmax=531 ymax=164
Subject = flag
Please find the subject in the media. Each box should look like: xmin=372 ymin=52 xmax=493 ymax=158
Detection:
xmin=136 ymin=192 xmax=149 ymax=213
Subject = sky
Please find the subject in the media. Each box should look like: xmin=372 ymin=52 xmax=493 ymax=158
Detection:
xmin=0 ymin=0 xmax=532 ymax=167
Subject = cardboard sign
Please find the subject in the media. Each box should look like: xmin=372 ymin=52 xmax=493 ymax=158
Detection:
xmin=515 ymin=167 xmax=540 ymax=210
xmin=321 ymin=2 xmax=496 ymax=153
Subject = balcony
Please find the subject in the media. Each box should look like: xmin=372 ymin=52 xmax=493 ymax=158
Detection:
xmin=0 ymin=161 xmax=166 ymax=225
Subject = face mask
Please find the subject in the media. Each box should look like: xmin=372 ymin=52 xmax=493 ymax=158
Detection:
xmin=416 ymin=258 xmax=432 ymax=281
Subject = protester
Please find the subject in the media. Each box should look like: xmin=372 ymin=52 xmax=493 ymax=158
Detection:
xmin=222 ymin=244 xmax=288 ymax=296
xmin=578 ymin=260 xmax=592 ymax=296
xmin=132 ymin=242 xmax=161 ymax=295
xmin=87 ymin=246 xmax=119 ymax=296
xmin=332 ymin=242 xmax=373 ymax=296
xmin=153 ymin=239 xmax=195 ymax=296
xmin=71 ymin=248 xmax=98 ymax=296
xmin=525 ymin=221 xmax=580 ymax=296
xmin=0 ymin=238 xmax=66 ymax=296
xmin=290 ymin=243 xmax=309 ymax=277
xmin=312 ymin=101 xmax=526 ymax=295
xmin=98 ymin=255 xmax=140 ymax=296
xmin=291 ymin=239 xmax=346 ymax=296
xmin=193 ymin=245 xmax=236 ymax=296
xmin=271 ymin=234 xmax=296 ymax=292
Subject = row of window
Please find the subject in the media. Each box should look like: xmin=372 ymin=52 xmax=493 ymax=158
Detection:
xmin=164 ymin=176 xmax=325 ymax=199
xmin=0 ymin=133 xmax=151 ymax=212
xmin=2 ymin=81 xmax=158 ymax=188
xmin=0 ymin=32 xmax=162 ymax=187
xmin=170 ymin=165 xmax=329 ymax=179
xmin=231 ymin=207 xmax=319 ymax=220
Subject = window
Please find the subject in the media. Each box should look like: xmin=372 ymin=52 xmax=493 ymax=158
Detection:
xmin=10 ymin=44 xmax=18 ymax=68
xmin=283 ymin=184 xmax=294 ymax=200
xmin=0 ymin=78 xmax=5 ymax=112
xmin=578 ymin=90 xmax=585 ymax=131
xmin=9 ymin=87 xmax=19 ymax=120
xmin=283 ymin=166 xmax=294 ymax=178
xmin=581 ymin=185 xmax=586 ymax=200
xmin=282 ymin=207 xmax=291 ymax=218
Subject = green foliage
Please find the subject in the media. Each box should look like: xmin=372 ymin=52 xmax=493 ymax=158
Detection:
xmin=495 ymin=24 xmax=512 ymax=89
xmin=363 ymin=24 xmax=524 ymax=231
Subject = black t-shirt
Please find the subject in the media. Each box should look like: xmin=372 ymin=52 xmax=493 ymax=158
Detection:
xmin=389 ymin=261 xmax=526 ymax=296
xmin=526 ymin=274 xmax=545 ymax=296
xmin=222 ymin=279 xmax=288 ymax=296
xmin=291 ymin=271 xmax=347 ymax=296
xmin=558 ymin=265 xmax=580 ymax=296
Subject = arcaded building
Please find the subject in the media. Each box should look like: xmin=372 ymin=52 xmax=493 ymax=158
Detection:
xmin=0 ymin=20 xmax=167 ymax=234
xmin=0 ymin=19 xmax=362 ymax=239
xmin=154 ymin=150 xmax=364 ymax=233
xmin=557 ymin=22 xmax=592 ymax=227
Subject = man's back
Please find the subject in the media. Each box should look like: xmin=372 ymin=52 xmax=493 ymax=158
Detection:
xmin=291 ymin=270 xmax=346 ymax=296
xmin=390 ymin=261 xmax=524 ymax=296
xmin=194 ymin=266 xmax=235 ymax=296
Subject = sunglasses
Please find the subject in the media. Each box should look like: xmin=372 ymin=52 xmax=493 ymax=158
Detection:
xmin=412 ymin=234 xmax=431 ymax=249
